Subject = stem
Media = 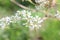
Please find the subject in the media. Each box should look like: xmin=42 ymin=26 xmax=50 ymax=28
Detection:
xmin=10 ymin=0 xmax=30 ymax=10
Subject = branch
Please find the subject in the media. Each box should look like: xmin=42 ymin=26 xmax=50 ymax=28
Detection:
xmin=10 ymin=0 xmax=31 ymax=10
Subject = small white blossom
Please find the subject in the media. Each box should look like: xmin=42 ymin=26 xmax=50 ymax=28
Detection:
xmin=0 ymin=10 xmax=46 ymax=31
xmin=29 ymin=26 xmax=35 ymax=30
xmin=17 ymin=10 xmax=20 ymax=13
xmin=5 ymin=17 xmax=11 ymax=25
xmin=35 ymin=0 xmax=46 ymax=3
xmin=0 ymin=18 xmax=5 ymax=22
xmin=21 ymin=10 xmax=26 ymax=15
xmin=0 ymin=22 xmax=6 ymax=30
xmin=55 ymin=13 xmax=59 ymax=17
xmin=54 ymin=11 xmax=60 ymax=19
xmin=38 ymin=19 xmax=44 ymax=23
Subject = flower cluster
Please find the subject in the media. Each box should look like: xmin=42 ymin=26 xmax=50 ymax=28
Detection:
xmin=0 ymin=10 xmax=47 ymax=30
xmin=35 ymin=0 xmax=49 ymax=10
xmin=26 ymin=16 xmax=47 ymax=30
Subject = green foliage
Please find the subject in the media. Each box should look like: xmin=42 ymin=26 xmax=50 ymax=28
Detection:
xmin=0 ymin=0 xmax=60 ymax=40
xmin=0 ymin=21 xmax=29 ymax=40
xmin=0 ymin=0 xmax=19 ymax=10
xmin=40 ymin=18 xmax=60 ymax=40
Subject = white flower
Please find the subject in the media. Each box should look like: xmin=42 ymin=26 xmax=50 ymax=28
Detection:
xmin=33 ymin=18 xmax=37 ymax=22
xmin=0 ymin=18 xmax=5 ymax=22
xmin=55 ymin=11 xmax=60 ymax=16
xmin=0 ymin=22 xmax=6 ymax=30
xmin=15 ymin=13 xmax=19 ymax=16
xmin=21 ymin=10 xmax=26 ymax=15
xmin=14 ymin=15 xmax=21 ymax=20
xmin=27 ymin=15 xmax=31 ymax=18
xmin=34 ymin=25 xmax=37 ymax=27
xmin=35 ymin=16 xmax=39 ymax=18
xmin=55 ymin=13 xmax=59 ymax=17
xmin=36 ymin=25 xmax=41 ymax=29
xmin=29 ymin=20 xmax=33 ymax=24
xmin=56 ymin=15 xmax=60 ymax=19
xmin=29 ymin=26 xmax=35 ymax=30
xmin=38 ymin=19 xmax=44 ymax=24
xmin=5 ymin=17 xmax=11 ymax=22
xmin=17 ymin=10 xmax=21 ymax=14
xmin=35 ymin=0 xmax=46 ymax=3
xmin=38 ymin=25 xmax=42 ymax=27
xmin=17 ymin=10 xmax=20 ymax=13
xmin=27 ymin=11 xmax=31 ymax=15
xmin=5 ymin=17 xmax=11 ymax=25
xmin=54 ymin=11 xmax=60 ymax=19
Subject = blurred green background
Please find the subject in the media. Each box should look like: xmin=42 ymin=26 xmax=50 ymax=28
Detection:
xmin=0 ymin=0 xmax=60 ymax=40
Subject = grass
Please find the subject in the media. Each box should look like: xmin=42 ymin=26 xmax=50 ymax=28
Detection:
xmin=40 ymin=18 xmax=60 ymax=40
